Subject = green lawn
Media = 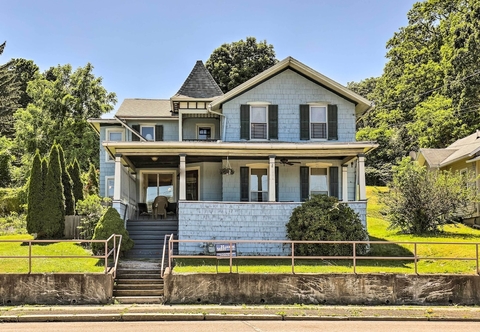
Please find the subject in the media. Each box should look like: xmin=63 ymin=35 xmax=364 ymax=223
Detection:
xmin=174 ymin=186 xmax=480 ymax=274
xmin=0 ymin=234 xmax=105 ymax=273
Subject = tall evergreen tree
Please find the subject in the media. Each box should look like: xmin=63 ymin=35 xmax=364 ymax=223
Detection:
xmin=0 ymin=41 xmax=21 ymax=138
xmin=68 ymin=158 xmax=84 ymax=213
xmin=58 ymin=144 xmax=74 ymax=215
xmin=86 ymin=163 xmax=99 ymax=195
xmin=26 ymin=151 xmax=44 ymax=235
xmin=43 ymin=144 xmax=65 ymax=238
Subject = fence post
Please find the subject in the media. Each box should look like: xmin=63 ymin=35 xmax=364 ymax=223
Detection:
xmin=229 ymin=241 xmax=233 ymax=274
xmin=476 ymin=244 xmax=479 ymax=275
xmin=291 ymin=242 xmax=295 ymax=274
xmin=104 ymin=240 xmax=108 ymax=274
xmin=28 ymin=241 xmax=32 ymax=274
xmin=353 ymin=242 xmax=356 ymax=274
xmin=414 ymin=243 xmax=418 ymax=275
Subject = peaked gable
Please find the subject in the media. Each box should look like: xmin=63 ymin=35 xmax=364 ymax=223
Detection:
xmin=173 ymin=60 xmax=223 ymax=99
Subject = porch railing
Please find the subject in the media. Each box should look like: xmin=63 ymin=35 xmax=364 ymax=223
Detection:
xmin=0 ymin=234 xmax=123 ymax=278
xmin=166 ymin=239 xmax=480 ymax=275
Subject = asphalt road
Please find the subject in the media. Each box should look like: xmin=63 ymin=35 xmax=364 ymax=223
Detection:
xmin=1 ymin=321 xmax=479 ymax=332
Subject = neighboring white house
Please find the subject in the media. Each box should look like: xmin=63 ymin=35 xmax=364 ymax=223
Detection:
xmin=417 ymin=130 xmax=480 ymax=225
xmin=89 ymin=57 xmax=377 ymax=255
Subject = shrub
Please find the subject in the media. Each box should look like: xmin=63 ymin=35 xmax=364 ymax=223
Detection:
xmin=382 ymin=157 xmax=479 ymax=234
xmin=92 ymin=207 xmax=134 ymax=255
xmin=76 ymin=194 xmax=110 ymax=240
xmin=286 ymin=195 xmax=368 ymax=256
xmin=0 ymin=187 xmax=24 ymax=216
xmin=0 ymin=212 xmax=27 ymax=235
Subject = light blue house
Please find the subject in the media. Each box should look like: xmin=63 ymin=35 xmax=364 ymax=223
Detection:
xmin=89 ymin=57 xmax=377 ymax=256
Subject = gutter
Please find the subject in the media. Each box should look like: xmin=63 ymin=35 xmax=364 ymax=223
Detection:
xmin=356 ymin=102 xmax=375 ymax=125
xmin=114 ymin=115 xmax=146 ymax=141
xmin=207 ymin=104 xmax=226 ymax=141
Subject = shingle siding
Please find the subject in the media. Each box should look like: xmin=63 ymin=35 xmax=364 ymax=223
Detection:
xmin=223 ymin=69 xmax=356 ymax=142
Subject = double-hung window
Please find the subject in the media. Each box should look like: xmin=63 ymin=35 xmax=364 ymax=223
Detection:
xmin=106 ymin=176 xmax=115 ymax=199
xmin=310 ymin=168 xmax=328 ymax=196
xmin=105 ymin=129 xmax=124 ymax=162
xmin=141 ymin=126 xmax=155 ymax=141
xmin=251 ymin=106 xmax=268 ymax=140
xmin=310 ymin=106 xmax=327 ymax=139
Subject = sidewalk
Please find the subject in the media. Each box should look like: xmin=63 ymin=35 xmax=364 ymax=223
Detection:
xmin=1 ymin=304 xmax=480 ymax=322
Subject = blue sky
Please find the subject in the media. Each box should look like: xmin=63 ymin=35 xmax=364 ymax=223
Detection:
xmin=3 ymin=0 xmax=418 ymax=116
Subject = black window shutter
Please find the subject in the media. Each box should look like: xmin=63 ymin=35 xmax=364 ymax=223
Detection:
xmin=300 ymin=105 xmax=310 ymax=140
xmin=132 ymin=125 xmax=140 ymax=141
xmin=268 ymin=105 xmax=278 ymax=140
xmin=155 ymin=125 xmax=164 ymax=141
xmin=300 ymin=166 xmax=309 ymax=201
xmin=240 ymin=105 xmax=250 ymax=140
xmin=275 ymin=166 xmax=279 ymax=202
xmin=327 ymin=104 xmax=338 ymax=140
xmin=240 ymin=167 xmax=249 ymax=201
xmin=329 ymin=166 xmax=339 ymax=198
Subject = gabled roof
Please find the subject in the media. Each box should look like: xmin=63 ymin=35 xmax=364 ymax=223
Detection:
xmin=173 ymin=60 xmax=223 ymax=99
xmin=418 ymin=131 xmax=480 ymax=168
xmin=210 ymin=56 xmax=373 ymax=117
xmin=116 ymin=99 xmax=174 ymax=118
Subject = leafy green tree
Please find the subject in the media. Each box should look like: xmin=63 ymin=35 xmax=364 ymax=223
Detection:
xmin=206 ymin=37 xmax=277 ymax=93
xmin=92 ymin=207 xmax=134 ymax=254
xmin=382 ymin=158 xmax=479 ymax=234
xmin=0 ymin=137 xmax=13 ymax=187
xmin=42 ymin=144 xmax=65 ymax=238
xmin=0 ymin=42 xmax=21 ymax=138
xmin=26 ymin=151 xmax=44 ymax=235
xmin=76 ymin=194 xmax=110 ymax=240
xmin=13 ymin=63 xmax=116 ymax=184
xmin=68 ymin=158 xmax=84 ymax=213
xmin=86 ymin=163 xmax=99 ymax=195
xmin=286 ymin=195 xmax=368 ymax=256
xmin=58 ymin=144 xmax=74 ymax=215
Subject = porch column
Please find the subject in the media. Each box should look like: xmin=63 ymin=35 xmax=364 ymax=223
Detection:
xmin=358 ymin=153 xmax=366 ymax=200
xmin=179 ymin=154 xmax=186 ymax=200
xmin=114 ymin=153 xmax=122 ymax=201
xmin=178 ymin=112 xmax=183 ymax=142
xmin=342 ymin=165 xmax=348 ymax=202
xmin=268 ymin=155 xmax=276 ymax=202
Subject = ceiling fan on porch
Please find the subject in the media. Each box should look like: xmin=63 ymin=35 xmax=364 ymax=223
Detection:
xmin=278 ymin=158 xmax=301 ymax=166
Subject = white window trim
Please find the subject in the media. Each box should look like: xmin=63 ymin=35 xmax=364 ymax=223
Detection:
xmin=310 ymin=104 xmax=328 ymax=141
xmin=309 ymin=166 xmax=329 ymax=198
xmin=249 ymin=166 xmax=269 ymax=202
xmin=140 ymin=125 xmax=155 ymax=141
xmin=195 ymin=124 xmax=215 ymax=140
xmin=105 ymin=176 xmax=115 ymax=199
xmin=186 ymin=166 xmax=201 ymax=200
xmin=105 ymin=128 xmax=124 ymax=162
xmin=250 ymin=105 xmax=268 ymax=140
xmin=138 ymin=169 xmax=178 ymax=203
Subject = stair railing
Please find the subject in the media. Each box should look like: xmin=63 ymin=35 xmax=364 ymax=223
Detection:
xmin=161 ymin=233 xmax=174 ymax=278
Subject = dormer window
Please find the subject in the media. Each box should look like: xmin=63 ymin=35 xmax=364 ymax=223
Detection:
xmin=141 ymin=126 xmax=155 ymax=141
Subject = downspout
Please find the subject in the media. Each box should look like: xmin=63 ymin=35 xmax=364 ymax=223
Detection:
xmin=207 ymin=104 xmax=226 ymax=141
xmin=114 ymin=115 xmax=146 ymax=141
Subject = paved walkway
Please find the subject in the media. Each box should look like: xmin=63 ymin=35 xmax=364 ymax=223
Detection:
xmin=1 ymin=304 xmax=480 ymax=322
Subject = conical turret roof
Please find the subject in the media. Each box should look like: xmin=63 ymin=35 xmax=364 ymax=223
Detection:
xmin=173 ymin=60 xmax=223 ymax=99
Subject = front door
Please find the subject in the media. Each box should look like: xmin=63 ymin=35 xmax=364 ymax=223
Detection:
xmin=186 ymin=170 xmax=198 ymax=201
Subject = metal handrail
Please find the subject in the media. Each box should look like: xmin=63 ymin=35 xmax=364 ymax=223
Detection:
xmin=167 ymin=238 xmax=480 ymax=275
xmin=0 ymin=234 xmax=122 ymax=275
xmin=161 ymin=233 xmax=174 ymax=278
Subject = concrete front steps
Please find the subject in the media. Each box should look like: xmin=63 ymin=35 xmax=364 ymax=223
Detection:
xmin=113 ymin=260 xmax=164 ymax=304
xmin=126 ymin=219 xmax=178 ymax=259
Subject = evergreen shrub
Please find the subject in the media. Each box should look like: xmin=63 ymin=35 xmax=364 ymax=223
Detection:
xmin=92 ymin=207 xmax=134 ymax=254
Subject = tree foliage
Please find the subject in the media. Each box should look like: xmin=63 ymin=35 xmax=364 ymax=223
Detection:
xmin=0 ymin=42 xmax=21 ymax=138
xmin=92 ymin=207 xmax=134 ymax=254
xmin=352 ymin=0 xmax=480 ymax=184
xmin=381 ymin=158 xmax=479 ymax=234
xmin=58 ymin=144 xmax=74 ymax=215
xmin=286 ymin=195 xmax=368 ymax=256
xmin=86 ymin=163 xmax=99 ymax=195
xmin=26 ymin=151 xmax=44 ymax=235
xmin=76 ymin=194 xmax=110 ymax=240
xmin=68 ymin=158 xmax=84 ymax=213
xmin=42 ymin=144 xmax=65 ymax=238
xmin=206 ymin=37 xmax=277 ymax=93
xmin=13 ymin=63 xmax=116 ymax=184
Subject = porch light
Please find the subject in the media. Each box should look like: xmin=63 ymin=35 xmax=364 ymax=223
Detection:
xmin=151 ymin=156 xmax=158 ymax=161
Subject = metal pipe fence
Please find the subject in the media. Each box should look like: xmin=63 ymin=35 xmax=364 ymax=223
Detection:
xmin=166 ymin=238 xmax=480 ymax=275
xmin=0 ymin=234 xmax=122 ymax=277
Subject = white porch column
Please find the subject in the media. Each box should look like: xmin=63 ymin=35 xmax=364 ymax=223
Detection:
xmin=114 ymin=154 xmax=122 ymax=201
xmin=358 ymin=153 xmax=366 ymax=200
xmin=342 ymin=165 xmax=348 ymax=202
xmin=178 ymin=112 xmax=183 ymax=141
xmin=268 ymin=155 xmax=276 ymax=202
xmin=179 ymin=154 xmax=186 ymax=200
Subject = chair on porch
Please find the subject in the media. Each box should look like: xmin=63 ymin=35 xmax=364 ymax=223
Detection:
xmin=136 ymin=203 xmax=150 ymax=219
xmin=153 ymin=195 xmax=168 ymax=219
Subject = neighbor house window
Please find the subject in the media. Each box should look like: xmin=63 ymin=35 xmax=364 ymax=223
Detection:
xmin=105 ymin=129 xmax=124 ymax=162
xmin=106 ymin=176 xmax=115 ymax=199
xmin=310 ymin=168 xmax=328 ymax=196
xmin=141 ymin=126 xmax=155 ymax=141
xmin=310 ymin=106 xmax=327 ymax=139
xmin=251 ymin=106 xmax=268 ymax=139
xmin=250 ymin=168 xmax=268 ymax=201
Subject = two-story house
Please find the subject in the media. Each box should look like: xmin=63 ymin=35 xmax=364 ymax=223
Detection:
xmin=89 ymin=57 xmax=377 ymax=256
